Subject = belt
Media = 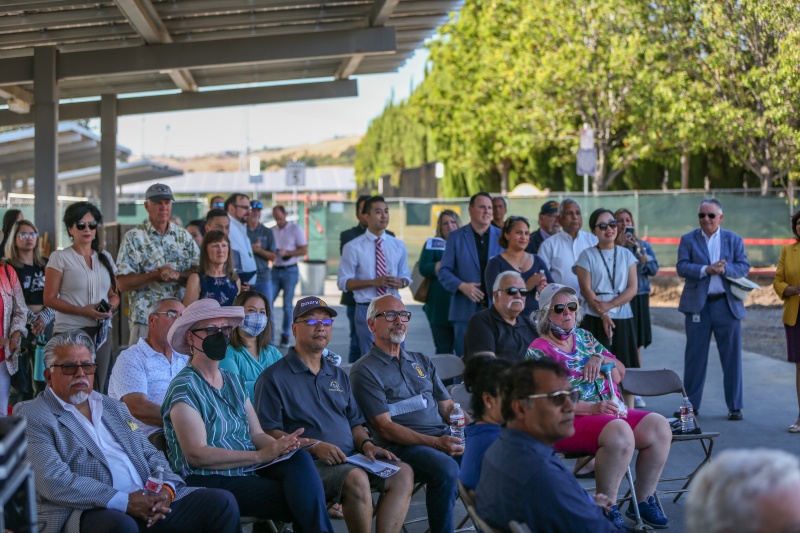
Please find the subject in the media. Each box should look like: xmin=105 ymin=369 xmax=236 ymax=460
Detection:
xmin=707 ymin=293 xmax=726 ymax=302
xmin=356 ymin=302 xmax=370 ymax=306
xmin=273 ymin=265 xmax=297 ymax=270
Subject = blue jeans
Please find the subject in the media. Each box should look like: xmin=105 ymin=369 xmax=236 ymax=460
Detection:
xmin=271 ymin=265 xmax=299 ymax=338
xmin=354 ymin=304 xmax=374 ymax=358
xmin=252 ymin=280 xmax=272 ymax=302
xmin=453 ymin=320 xmax=469 ymax=357
xmin=346 ymin=304 xmax=361 ymax=363
xmin=386 ymin=444 xmax=460 ymax=533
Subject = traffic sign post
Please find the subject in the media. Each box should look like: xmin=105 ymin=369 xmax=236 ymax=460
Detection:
xmin=286 ymin=161 xmax=307 ymax=187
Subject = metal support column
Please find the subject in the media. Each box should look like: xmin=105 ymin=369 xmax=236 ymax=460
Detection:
xmin=33 ymin=46 xmax=59 ymax=249
xmin=100 ymin=94 xmax=118 ymax=222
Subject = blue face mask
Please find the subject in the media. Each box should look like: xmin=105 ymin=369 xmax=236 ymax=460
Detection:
xmin=241 ymin=312 xmax=268 ymax=337
xmin=549 ymin=322 xmax=574 ymax=340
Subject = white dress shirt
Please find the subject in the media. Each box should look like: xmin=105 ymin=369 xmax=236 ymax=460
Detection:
xmin=228 ymin=215 xmax=258 ymax=283
xmin=700 ymin=228 xmax=725 ymax=294
xmin=337 ymin=230 xmax=412 ymax=304
xmin=537 ymin=230 xmax=598 ymax=294
xmin=272 ymin=222 xmax=307 ymax=267
xmin=48 ymin=388 xmax=142 ymax=512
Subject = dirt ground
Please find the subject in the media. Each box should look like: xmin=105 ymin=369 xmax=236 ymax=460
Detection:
xmin=649 ymin=275 xmax=788 ymax=361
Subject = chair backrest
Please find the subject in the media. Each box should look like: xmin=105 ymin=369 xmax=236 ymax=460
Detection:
xmin=450 ymin=384 xmax=473 ymax=417
xmin=339 ymin=363 xmax=353 ymax=375
xmin=621 ymin=368 xmax=685 ymax=397
xmin=148 ymin=430 xmax=168 ymax=453
xmin=509 ymin=521 xmax=533 ymax=533
xmin=429 ymin=354 xmax=465 ymax=381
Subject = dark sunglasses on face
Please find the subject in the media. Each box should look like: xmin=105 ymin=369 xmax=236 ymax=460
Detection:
xmin=74 ymin=221 xmax=98 ymax=231
xmin=375 ymin=311 xmax=412 ymax=322
xmin=497 ymin=287 xmax=529 ymax=297
xmin=550 ymin=302 xmax=578 ymax=314
xmin=50 ymin=363 xmax=98 ymax=375
xmin=698 ymin=213 xmax=717 ymax=219
xmin=153 ymin=310 xmax=181 ymax=319
xmin=191 ymin=325 xmax=234 ymax=337
xmin=250 ymin=201 xmax=263 ymax=210
xmin=296 ymin=318 xmax=334 ymax=326
xmin=527 ymin=388 xmax=580 ymax=407
xmin=595 ymin=221 xmax=617 ymax=231
xmin=212 ymin=202 xmax=225 ymax=208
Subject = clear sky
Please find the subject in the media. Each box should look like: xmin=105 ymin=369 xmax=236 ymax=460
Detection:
xmin=107 ymin=49 xmax=430 ymax=159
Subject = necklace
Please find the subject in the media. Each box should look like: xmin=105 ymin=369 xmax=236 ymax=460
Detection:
xmin=504 ymin=251 xmax=530 ymax=272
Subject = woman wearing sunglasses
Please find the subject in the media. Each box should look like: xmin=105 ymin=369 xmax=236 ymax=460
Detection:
xmin=6 ymin=219 xmax=54 ymax=397
xmin=162 ymin=299 xmax=333 ymax=532
xmin=485 ymin=216 xmax=553 ymax=317
xmin=44 ymin=202 xmax=119 ymax=393
xmin=183 ymin=230 xmax=240 ymax=307
xmin=526 ymin=284 xmax=671 ymax=529
xmin=575 ymin=208 xmax=640 ymax=395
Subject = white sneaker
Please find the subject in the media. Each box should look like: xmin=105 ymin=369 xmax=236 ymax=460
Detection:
xmin=634 ymin=395 xmax=646 ymax=408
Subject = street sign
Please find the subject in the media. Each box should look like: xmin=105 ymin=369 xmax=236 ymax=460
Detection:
xmin=249 ymin=156 xmax=262 ymax=184
xmin=577 ymin=148 xmax=598 ymax=176
xmin=579 ymin=126 xmax=595 ymax=150
xmin=286 ymin=161 xmax=306 ymax=187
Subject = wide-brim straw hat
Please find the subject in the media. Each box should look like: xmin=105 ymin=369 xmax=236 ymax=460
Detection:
xmin=168 ymin=299 xmax=244 ymax=355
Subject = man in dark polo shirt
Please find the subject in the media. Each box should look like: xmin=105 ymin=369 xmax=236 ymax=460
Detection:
xmin=464 ymin=271 xmax=539 ymax=362
xmin=350 ymin=294 xmax=465 ymax=533
xmin=254 ymin=296 xmax=413 ymax=533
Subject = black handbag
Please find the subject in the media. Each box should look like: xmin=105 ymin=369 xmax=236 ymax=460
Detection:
xmin=9 ymin=347 xmax=32 ymax=398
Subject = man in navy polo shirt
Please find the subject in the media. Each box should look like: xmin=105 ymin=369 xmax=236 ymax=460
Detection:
xmin=254 ymin=296 xmax=413 ymax=533
xmin=350 ymin=294 xmax=465 ymax=533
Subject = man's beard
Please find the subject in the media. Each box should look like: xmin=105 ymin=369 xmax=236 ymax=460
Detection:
xmin=389 ymin=331 xmax=406 ymax=344
xmin=69 ymin=391 xmax=90 ymax=405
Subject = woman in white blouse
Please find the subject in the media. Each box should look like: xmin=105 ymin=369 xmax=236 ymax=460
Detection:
xmin=44 ymin=202 xmax=119 ymax=393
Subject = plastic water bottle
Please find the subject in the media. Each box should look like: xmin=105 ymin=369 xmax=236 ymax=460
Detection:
xmin=680 ymin=397 xmax=696 ymax=433
xmin=601 ymin=363 xmax=627 ymax=418
xmin=144 ymin=466 xmax=164 ymax=495
xmin=449 ymin=403 xmax=466 ymax=445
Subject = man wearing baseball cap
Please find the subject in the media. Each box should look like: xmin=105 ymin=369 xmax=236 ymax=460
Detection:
xmin=255 ymin=296 xmax=413 ymax=532
xmin=526 ymin=199 xmax=562 ymax=254
xmin=117 ymin=183 xmax=200 ymax=345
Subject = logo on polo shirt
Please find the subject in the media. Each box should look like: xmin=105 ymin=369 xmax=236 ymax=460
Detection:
xmin=329 ymin=380 xmax=344 ymax=393
xmin=412 ymin=363 xmax=426 ymax=378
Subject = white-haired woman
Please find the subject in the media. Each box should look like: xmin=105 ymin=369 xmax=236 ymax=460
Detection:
xmin=161 ymin=299 xmax=333 ymax=532
xmin=526 ymin=283 xmax=671 ymax=529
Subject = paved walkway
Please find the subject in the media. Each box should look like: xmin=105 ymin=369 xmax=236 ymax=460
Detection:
xmin=271 ymin=279 xmax=800 ymax=532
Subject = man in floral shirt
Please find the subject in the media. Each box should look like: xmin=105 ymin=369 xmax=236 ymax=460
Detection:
xmin=116 ymin=184 xmax=199 ymax=345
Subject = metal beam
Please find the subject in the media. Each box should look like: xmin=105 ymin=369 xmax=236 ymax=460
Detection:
xmin=370 ymin=0 xmax=403 ymax=26
xmin=100 ymin=94 xmax=118 ymax=222
xmin=0 ymin=80 xmax=358 ymax=126
xmin=0 ymin=27 xmax=396 ymax=85
xmin=33 ymin=46 xmax=59 ymax=254
xmin=0 ymin=85 xmax=33 ymax=105
xmin=335 ymin=55 xmax=364 ymax=79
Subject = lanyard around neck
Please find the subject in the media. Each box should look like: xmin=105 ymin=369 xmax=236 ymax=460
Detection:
xmin=595 ymin=245 xmax=617 ymax=292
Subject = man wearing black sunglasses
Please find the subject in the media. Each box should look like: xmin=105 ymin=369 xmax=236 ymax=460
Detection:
xmin=677 ymin=198 xmax=750 ymax=421
xmin=464 ymin=271 xmax=539 ymax=362
xmin=476 ymin=358 xmax=627 ymax=532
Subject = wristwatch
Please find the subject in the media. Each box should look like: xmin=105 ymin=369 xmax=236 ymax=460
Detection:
xmin=401 ymin=279 xmax=408 ymax=288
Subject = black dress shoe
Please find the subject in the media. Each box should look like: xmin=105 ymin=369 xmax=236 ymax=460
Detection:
xmin=727 ymin=409 xmax=743 ymax=421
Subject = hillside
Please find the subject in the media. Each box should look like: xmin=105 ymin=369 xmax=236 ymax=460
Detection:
xmin=150 ymin=135 xmax=362 ymax=172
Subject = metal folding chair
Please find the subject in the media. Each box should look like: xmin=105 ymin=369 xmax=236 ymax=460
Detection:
xmin=621 ymin=368 xmax=720 ymax=503
xmin=429 ymin=354 xmax=466 ymax=382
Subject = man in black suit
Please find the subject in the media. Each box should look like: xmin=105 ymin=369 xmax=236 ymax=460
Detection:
xmin=526 ymin=200 xmax=561 ymax=254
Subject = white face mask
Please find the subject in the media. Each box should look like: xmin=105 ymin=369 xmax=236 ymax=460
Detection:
xmin=241 ymin=312 xmax=268 ymax=337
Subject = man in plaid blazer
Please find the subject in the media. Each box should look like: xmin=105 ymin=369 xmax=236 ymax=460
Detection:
xmin=17 ymin=330 xmax=240 ymax=533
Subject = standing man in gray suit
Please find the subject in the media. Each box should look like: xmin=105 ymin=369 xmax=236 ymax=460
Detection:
xmin=17 ymin=330 xmax=240 ymax=533
xmin=676 ymin=199 xmax=750 ymax=420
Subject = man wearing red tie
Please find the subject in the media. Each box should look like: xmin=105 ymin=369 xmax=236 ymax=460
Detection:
xmin=338 ymin=196 xmax=412 ymax=358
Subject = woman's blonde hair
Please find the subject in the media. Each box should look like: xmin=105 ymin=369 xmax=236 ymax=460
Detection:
xmin=435 ymin=209 xmax=462 ymax=238
xmin=199 ymin=230 xmax=238 ymax=281
xmin=5 ymin=220 xmax=46 ymax=268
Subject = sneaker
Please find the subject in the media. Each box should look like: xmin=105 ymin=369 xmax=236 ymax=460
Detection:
xmin=626 ymin=495 xmax=669 ymax=529
xmin=607 ymin=504 xmax=626 ymax=529
xmin=727 ymin=409 xmax=743 ymax=421
xmin=634 ymin=395 xmax=646 ymax=408
xmin=280 ymin=334 xmax=290 ymax=348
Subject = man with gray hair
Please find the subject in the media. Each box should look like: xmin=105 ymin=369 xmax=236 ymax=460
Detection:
xmin=350 ymin=294 xmax=464 ymax=533
xmin=464 ymin=270 xmax=539 ymax=362
xmin=537 ymin=198 xmax=598 ymax=294
xmin=687 ymin=448 xmax=800 ymax=533
xmin=109 ymin=297 xmax=188 ymax=436
xmin=16 ymin=330 xmax=240 ymax=533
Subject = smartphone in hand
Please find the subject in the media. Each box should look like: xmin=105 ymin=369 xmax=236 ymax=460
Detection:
xmin=96 ymin=300 xmax=111 ymax=313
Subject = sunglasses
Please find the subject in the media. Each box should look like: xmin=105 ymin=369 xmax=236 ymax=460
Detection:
xmin=191 ymin=325 xmax=234 ymax=336
xmin=296 ymin=318 xmax=334 ymax=326
xmin=595 ymin=221 xmax=617 ymax=231
xmin=698 ymin=213 xmax=717 ymax=219
xmin=211 ymin=202 xmax=225 ymax=208
xmin=550 ymin=302 xmax=578 ymax=314
xmin=496 ymin=287 xmax=529 ymax=297
xmin=375 ymin=311 xmax=412 ymax=322
xmin=250 ymin=201 xmax=263 ymax=210
xmin=526 ymin=389 xmax=580 ymax=407
xmin=50 ymin=363 xmax=98 ymax=375
xmin=153 ymin=310 xmax=181 ymax=319
xmin=74 ymin=221 xmax=98 ymax=231
xmin=18 ymin=232 xmax=38 ymax=240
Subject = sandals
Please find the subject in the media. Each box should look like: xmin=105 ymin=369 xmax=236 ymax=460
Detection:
xmin=789 ymin=424 xmax=800 ymax=434
xmin=328 ymin=503 xmax=344 ymax=520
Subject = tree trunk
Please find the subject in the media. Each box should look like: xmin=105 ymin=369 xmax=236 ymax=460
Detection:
xmin=498 ymin=157 xmax=511 ymax=195
xmin=594 ymin=149 xmax=606 ymax=192
xmin=680 ymin=152 xmax=690 ymax=190
xmin=759 ymin=167 xmax=771 ymax=197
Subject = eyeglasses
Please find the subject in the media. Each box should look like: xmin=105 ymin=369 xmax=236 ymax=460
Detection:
xmin=698 ymin=213 xmax=717 ymax=219
xmin=191 ymin=325 xmax=234 ymax=336
xmin=375 ymin=311 xmax=412 ymax=322
xmin=74 ymin=221 xmax=98 ymax=231
xmin=153 ymin=310 xmax=181 ymax=319
xmin=18 ymin=232 xmax=38 ymax=240
xmin=550 ymin=302 xmax=578 ymax=314
xmin=595 ymin=221 xmax=617 ymax=231
xmin=234 ymin=204 xmax=251 ymax=211
xmin=250 ymin=201 xmax=263 ymax=210
xmin=527 ymin=389 xmax=580 ymax=407
xmin=496 ymin=287 xmax=529 ymax=297
xmin=296 ymin=318 xmax=334 ymax=326
xmin=211 ymin=202 xmax=225 ymax=208
xmin=50 ymin=363 xmax=98 ymax=375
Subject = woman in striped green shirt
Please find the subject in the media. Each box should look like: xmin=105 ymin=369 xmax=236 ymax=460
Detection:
xmin=161 ymin=299 xmax=333 ymax=532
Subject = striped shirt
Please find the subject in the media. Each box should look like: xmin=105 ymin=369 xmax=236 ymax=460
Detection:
xmin=161 ymin=365 xmax=256 ymax=477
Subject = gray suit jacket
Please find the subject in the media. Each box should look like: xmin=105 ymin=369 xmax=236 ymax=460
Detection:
xmin=17 ymin=390 xmax=195 ymax=533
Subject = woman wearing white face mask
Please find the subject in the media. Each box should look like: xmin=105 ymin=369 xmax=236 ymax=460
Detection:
xmin=219 ymin=290 xmax=282 ymax=401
